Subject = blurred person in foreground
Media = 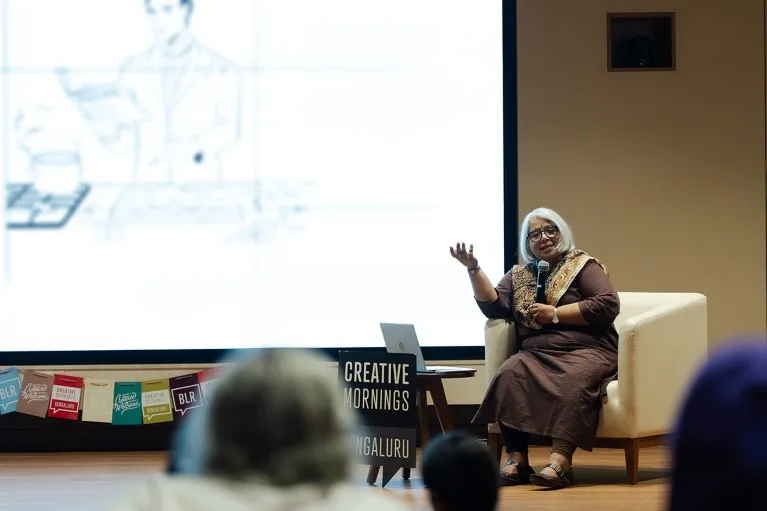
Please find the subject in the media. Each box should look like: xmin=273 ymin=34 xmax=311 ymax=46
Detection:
xmin=668 ymin=338 xmax=767 ymax=511
xmin=109 ymin=349 xmax=410 ymax=511
xmin=422 ymin=431 xmax=499 ymax=511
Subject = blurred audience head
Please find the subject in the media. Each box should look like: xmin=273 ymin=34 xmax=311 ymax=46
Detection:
xmin=422 ymin=431 xmax=499 ymax=511
xmin=166 ymin=350 xmax=245 ymax=476
xmin=669 ymin=337 xmax=767 ymax=510
xmin=203 ymin=349 xmax=354 ymax=487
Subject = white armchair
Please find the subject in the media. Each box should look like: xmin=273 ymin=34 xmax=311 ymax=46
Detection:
xmin=484 ymin=292 xmax=708 ymax=484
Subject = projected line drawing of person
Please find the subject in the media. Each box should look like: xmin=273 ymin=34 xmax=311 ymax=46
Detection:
xmin=57 ymin=0 xmax=242 ymax=185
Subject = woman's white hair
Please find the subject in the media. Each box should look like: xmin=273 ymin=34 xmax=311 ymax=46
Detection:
xmin=518 ymin=207 xmax=575 ymax=265
xmin=203 ymin=349 xmax=355 ymax=486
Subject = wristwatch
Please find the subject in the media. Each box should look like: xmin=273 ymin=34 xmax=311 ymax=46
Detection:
xmin=552 ymin=308 xmax=560 ymax=324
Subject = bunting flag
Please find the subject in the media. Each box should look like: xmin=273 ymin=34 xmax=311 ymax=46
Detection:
xmin=0 ymin=367 xmax=22 ymax=415
xmin=141 ymin=379 xmax=174 ymax=425
xmin=17 ymin=371 xmax=53 ymax=418
xmin=82 ymin=379 xmax=115 ymax=423
xmin=170 ymin=374 xmax=203 ymax=421
xmin=0 ymin=367 xmax=227 ymax=427
xmin=48 ymin=374 xmax=84 ymax=420
xmin=112 ymin=382 xmax=143 ymax=425
xmin=198 ymin=367 xmax=222 ymax=405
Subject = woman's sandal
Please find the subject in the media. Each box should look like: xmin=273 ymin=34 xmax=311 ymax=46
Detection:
xmin=500 ymin=459 xmax=536 ymax=486
xmin=529 ymin=463 xmax=572 ymax=489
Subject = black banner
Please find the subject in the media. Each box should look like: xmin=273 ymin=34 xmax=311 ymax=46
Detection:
xmin=339 ymin=351 xmax=417 ymax=487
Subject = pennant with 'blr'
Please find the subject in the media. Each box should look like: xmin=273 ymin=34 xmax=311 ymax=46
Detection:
xmin=141 ymin=379 xmax=173 ymax=424
xmin=112 ymin=382 xmax=143 ymax=426
xmin=0 ymin=367 xmax=22 ymax=414
xmin=197 ymin=367 xmax=224 ymax=405
xmin=170 ymin=373 xmax=203 ymax=421
xmin=82 ymin=379 xmax=115 ymax=423
xmin=17 ymin=371 xmax=54 ymax=418
xmin=48 ymin=374 xmax=84 ymax=420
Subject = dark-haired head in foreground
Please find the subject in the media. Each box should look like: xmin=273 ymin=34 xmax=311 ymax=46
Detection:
xmin=669 ymin=337 xmax=767 ymax=511
xmin=422 ymin=431 xmax=499 ymax=511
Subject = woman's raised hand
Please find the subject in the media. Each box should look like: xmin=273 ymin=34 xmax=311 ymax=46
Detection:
xmin=449 ymin=242 xmax=479 ymax=269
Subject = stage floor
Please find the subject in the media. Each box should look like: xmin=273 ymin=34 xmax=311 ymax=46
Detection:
xmin=0 ymin=446 xmax=670 ymax=511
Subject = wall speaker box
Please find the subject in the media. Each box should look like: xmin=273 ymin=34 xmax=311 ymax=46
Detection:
xmin=607 ymin=13 xmax=676 ymax=71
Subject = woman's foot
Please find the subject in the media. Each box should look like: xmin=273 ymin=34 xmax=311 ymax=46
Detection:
xmin=529 ymin=453 xmax=572 ymax=489
xmin=539 ymin=453 xmax=569 ymax=478
xmin=500 ymin=452 xmax=534 ymax=486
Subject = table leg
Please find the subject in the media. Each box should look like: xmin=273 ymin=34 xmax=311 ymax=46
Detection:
xmin=418 ymin=387 xmax=430 ymax=444
xmin=367 ymin=465 xmax=380 ymax=484
xmin=399 ymin=389 xmax=429 ymax=481
xmin=428 ymin=378 xmax=454 ymax=432
xmin=369 ymin=381 xmax=447 ymax=483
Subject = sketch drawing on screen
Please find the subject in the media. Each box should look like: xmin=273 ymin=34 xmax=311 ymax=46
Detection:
xmin=4 ymin=0 xmax=284 ymax=233
xmin=58 ymin=0 xmax=242 ymax=184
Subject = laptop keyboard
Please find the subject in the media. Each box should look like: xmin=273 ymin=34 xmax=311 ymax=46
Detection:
xmin=6 ymin=183 xmax=91 ymax=229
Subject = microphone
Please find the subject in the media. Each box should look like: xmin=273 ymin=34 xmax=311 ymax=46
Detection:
xmin=535 ymin=260 xmax=549 ymax=303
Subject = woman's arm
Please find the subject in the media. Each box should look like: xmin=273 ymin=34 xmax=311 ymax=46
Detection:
xmin=470 ymin=268 xmax=498 ymax=302
xmin=553 ymin=302 xmax=589 ymax=325
xmin=574 ymin=261 xmax=620 ymax=326
xmin=531 ymin=260 xmax=619 ymax=326
xmin=474 ymin=270 xmax=514 ymax=319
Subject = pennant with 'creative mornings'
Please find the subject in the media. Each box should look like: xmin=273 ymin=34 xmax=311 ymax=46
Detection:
xmin=141 ymin=379 xmax=173 ymax=425
xmin=112 ymin=382 xmax=143 ymax=426
xmin=0 ymin=367 xmax=22 ymax=415
xmin=82 ymin=379 xmax=115 ymax=423
xmin=16 ymin=371 xmax=54 ymax=418
xmin=48 ymin=374 xmax=84 ymax=420
xmin=197 ymin=367 xmax=224 ymax=405
xmin=170 ymin=373 xmax=203 ymax=421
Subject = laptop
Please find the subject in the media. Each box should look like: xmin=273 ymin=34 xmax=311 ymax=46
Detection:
xmin=379 ymin=323 xmax=476 ymax=375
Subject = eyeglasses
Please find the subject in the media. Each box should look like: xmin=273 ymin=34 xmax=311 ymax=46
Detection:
xmin=528 ymin=225 xmax=559 ymax=242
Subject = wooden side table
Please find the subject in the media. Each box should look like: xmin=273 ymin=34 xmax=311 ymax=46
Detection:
xmin=366 ymin=368 xmax=476 ymax=484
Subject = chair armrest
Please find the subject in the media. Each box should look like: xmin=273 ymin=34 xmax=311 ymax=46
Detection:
xmin=617 ymin=293 xmax=708 ymax=437
xmin=484 ymin=319 xmax=518 ymax=389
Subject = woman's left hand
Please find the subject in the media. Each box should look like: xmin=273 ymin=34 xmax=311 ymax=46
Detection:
xmin=529 ymin=304 xmax=556 ymax=324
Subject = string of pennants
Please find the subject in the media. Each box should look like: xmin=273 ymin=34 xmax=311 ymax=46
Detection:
xmin=0 ymin=366 xmax=222 ymax=424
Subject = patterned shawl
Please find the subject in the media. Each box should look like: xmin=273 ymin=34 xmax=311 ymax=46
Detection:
xmin=512 ymin=249 xmax=608 ymax=330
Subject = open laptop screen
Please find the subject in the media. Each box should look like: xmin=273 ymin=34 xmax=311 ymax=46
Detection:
xmin=379 ymin=323 xmax=427 ymax=372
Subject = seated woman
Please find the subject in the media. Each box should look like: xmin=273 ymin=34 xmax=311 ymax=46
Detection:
xmin=450 ymin=207 xmax=619 ymax=490
xmin=109 ymin=349 xmax=410 ymax=511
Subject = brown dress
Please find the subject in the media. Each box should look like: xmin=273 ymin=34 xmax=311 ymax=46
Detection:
xmin=472 ymin=251 xmax=619 ymax=450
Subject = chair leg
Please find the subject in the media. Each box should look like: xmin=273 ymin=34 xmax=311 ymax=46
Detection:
xmin=624 ymin=439 xmax=640 ymax=485
xmin=488 ymin=431 xmax=503 ymax=467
